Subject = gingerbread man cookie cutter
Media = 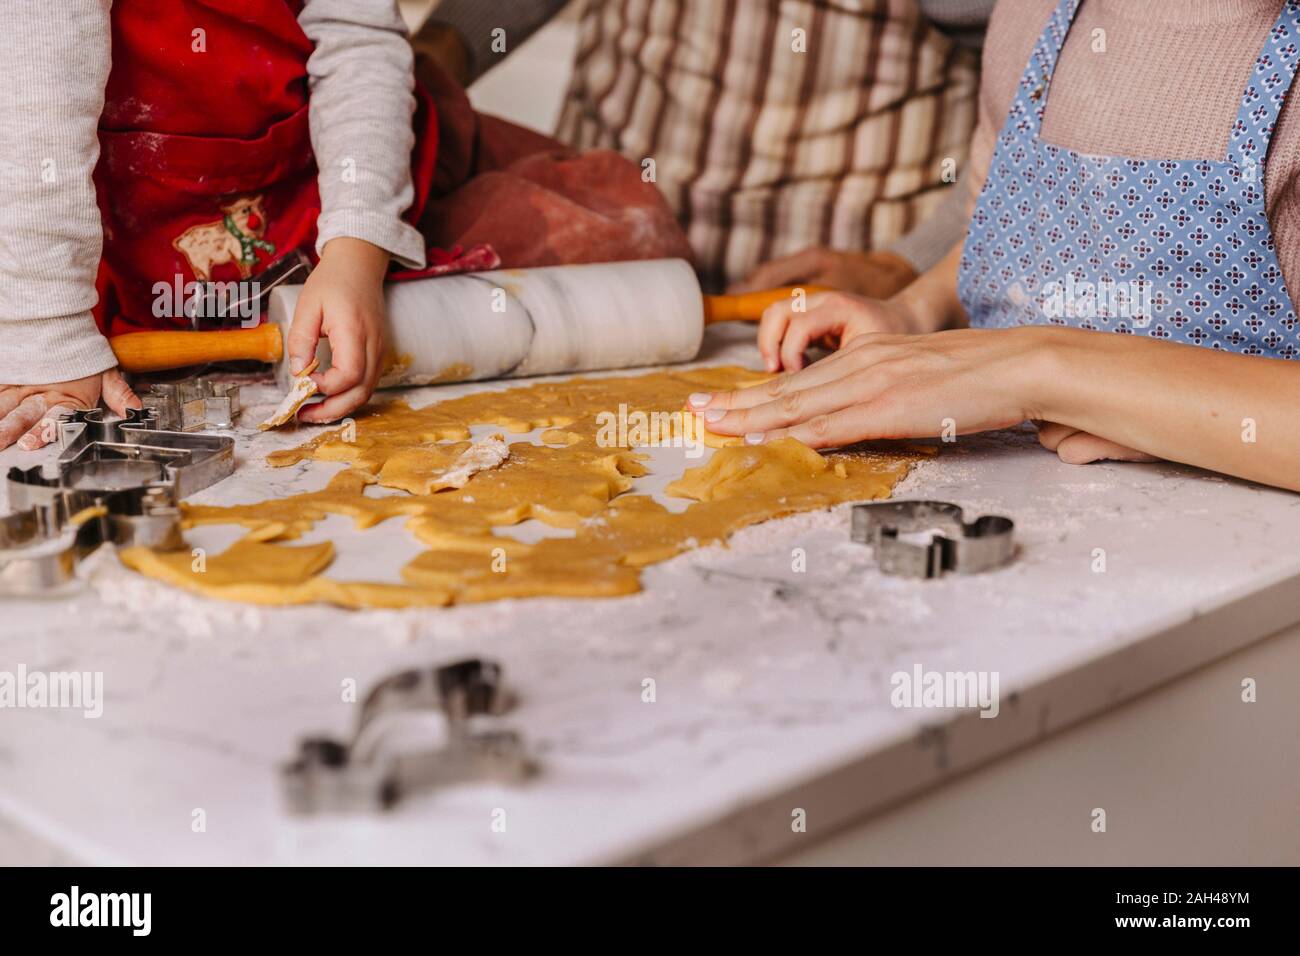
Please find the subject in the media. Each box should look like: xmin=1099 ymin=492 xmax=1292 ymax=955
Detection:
xmin=281 ymin=659 xmax=537 ymax=815
xmin=850 ymin=500 xmax=1016 ymax=579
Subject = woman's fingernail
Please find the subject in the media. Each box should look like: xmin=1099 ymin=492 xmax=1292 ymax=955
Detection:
xmin=688 ymin=392 xmax=711 ymax=408
xmin=16 ymin=437 xmax=36 ymax=451
xmin=704 ymin=409 xmax=726 ymax=423
xmin=744 ymin=432 xmax=765 ymax=445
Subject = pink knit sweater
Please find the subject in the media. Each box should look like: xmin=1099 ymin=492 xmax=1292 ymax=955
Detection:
xmin=968 ymin=0 xmax=1300 ymax=293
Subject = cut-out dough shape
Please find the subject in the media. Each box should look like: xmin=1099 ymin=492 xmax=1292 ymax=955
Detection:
xmin=430 ymin=433 xmax=509 ymax=491
xmin=259 ymin=357 xmax=320 ymax=430
xmin=124 ymin=366 xmax=933 ymax=608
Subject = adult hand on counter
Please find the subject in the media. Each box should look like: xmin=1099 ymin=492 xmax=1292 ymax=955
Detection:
xmin=729 ymin=247 xmax=918 ymax=302
xmin=1034 ymin=422 xmax=1160 ymax=465
xmin=692 ymin=326 xmax=1041 ymax=449
xmin=0 ymin=370 xmax=140 ymax=452
xmin=745 ymin=290 xmax=926 ymax=373
xmin=694 ymin=322 xmax=1163 ymax=462
xmin=286 ymin=237 xmax=389 ymax=424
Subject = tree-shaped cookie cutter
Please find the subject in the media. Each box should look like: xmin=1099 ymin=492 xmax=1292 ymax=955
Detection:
xmin=850 ymin=500 xmax=1016 ymax=578
xmin=282 ymin=659 xmax=537 ymax=814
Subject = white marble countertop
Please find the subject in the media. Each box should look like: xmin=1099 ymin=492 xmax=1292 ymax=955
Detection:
xmin=3 ymin=324 xmax=1300 ymax=865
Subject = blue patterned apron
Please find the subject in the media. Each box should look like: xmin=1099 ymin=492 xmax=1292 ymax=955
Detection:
xmin=958 ymin=0 xmax=1300 ymax=358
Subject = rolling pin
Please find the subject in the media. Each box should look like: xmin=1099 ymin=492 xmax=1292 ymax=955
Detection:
xmin=108 ymin=259 xmax=830 ymax=389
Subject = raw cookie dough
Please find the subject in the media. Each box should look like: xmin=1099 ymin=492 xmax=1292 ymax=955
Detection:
xmin=120 ymin=531 xmax=450 ymax=608
xmin=123 ymin=366 xmax=932 ymax=607
xmin=258 ymin=358 xmax=320 ymax=430
xmin=428 ymin=433 xmax=510 ymax=491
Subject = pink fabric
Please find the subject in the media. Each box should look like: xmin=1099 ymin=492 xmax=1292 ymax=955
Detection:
xmin=970 ymin=0 xmax=1300 ymax=292
xmin=415 ymin=52 xmax=692 ymax=270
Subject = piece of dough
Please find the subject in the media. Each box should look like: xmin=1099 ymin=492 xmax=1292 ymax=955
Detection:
xmin=432 ymin=433 xmax=509 ymax=490
xmin=124 ymin=366 xmax=932 ymax=608
xmin=118 ymin=532 xmax=450 ymax=608
xmin=258 ymin=358 xmax=320 ymax=430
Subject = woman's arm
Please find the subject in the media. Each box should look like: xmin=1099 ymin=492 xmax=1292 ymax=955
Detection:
xmin=696 ymin=323 xmax=1300 ymax=493
xmin=1031 ymin=328 xmax=1300 ymax=489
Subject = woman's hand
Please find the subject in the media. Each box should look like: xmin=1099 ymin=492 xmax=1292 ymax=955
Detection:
xmin=729 ymin=247 xmax=917 ymax=300
xmin=1035 ymin=423 xmax=1159 ymax=464
xmin=0 ymin=370 xmax=140 ymax=452
xmin=752 ymin=291 xmax=927 ymax=373
xmin=286 ymin=237 xmax=390 ymax=423
xmin=691 ymin=327 xmax=1051 ymax=449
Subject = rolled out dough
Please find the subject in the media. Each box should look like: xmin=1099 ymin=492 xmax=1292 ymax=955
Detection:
xmin=119 ymin=366 xmax=932 ymax=608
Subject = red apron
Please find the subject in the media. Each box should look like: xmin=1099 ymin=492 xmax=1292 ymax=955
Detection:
xmin=94 ymin=0 xmax=692 ymax=338
xmin=93 ymin=0 xmax=440 ymax=336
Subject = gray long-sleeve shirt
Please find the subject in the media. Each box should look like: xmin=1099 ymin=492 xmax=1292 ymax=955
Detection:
xmin=0 ymin=0 xmax=423 ymax=385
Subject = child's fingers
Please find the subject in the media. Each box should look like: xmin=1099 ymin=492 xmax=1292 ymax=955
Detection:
xmin=299 ymin=334 xmax=381 ymax=423
xmin=0 ymin=387 xmax=23 ymax=419
xmin=285 ymin=296 xmax=325 ymax=376
xmin=17 ymin=402 xmax=74 ymax=451
xmin=102 ymin=368 xmax=142 ymax=415
xmin=2 ymin=395 xmax=49 ymax=450
xmin=298 ymin=382 xmax=369 ymax=423
xmin=311 ymin=320 xmax=367 ymax=395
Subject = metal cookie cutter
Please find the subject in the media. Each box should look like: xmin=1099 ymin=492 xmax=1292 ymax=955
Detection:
xmin=1 ymin=408 xmax=233 ymax=595
xmin=53 ymin=406 xmax=235 ymax=498
xmin=851 ymin=500 xmax=1015 ymax=579
xmin=139 ymin=378 xmax=241 ymax=432
xmin=282 ymin=659 xmax=536 ymax=815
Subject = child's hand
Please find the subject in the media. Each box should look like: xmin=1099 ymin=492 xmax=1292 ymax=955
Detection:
xmin=286 ymin=237 xmax=389 ymax=423
xmin=754 ymin=291 xmax=923 ymax=372
xmin=0 ymin=370 xmax=140 ymax=451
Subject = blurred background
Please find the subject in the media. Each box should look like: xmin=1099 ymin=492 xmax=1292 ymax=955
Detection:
xmin=399 ymin=0 xmax=579 ymax=132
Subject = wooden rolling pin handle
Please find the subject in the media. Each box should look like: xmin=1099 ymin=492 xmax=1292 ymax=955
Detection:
xmin=109 ymin=324 xmax=283 ymax=373
xmin=701 ymin=285 xmax=835 ymax=325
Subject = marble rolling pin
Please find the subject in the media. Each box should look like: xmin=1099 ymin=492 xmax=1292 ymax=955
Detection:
xmin=108 ymin=259 xmax=827 ymax=389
